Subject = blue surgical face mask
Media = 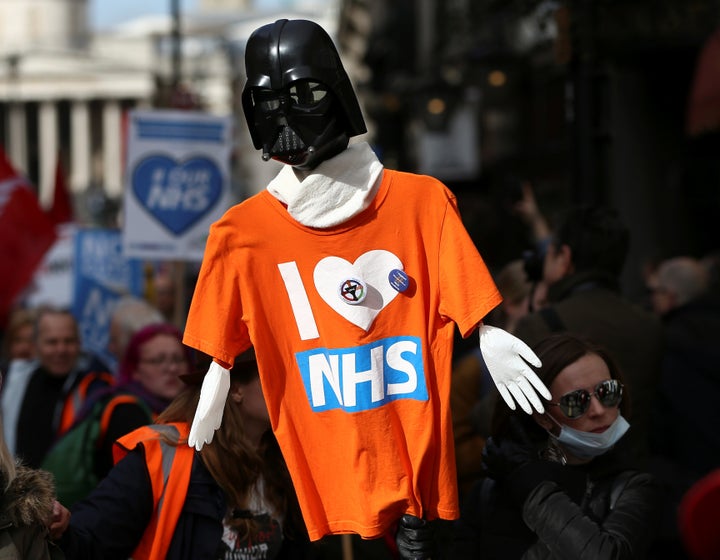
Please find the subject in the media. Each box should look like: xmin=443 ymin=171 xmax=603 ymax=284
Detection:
xmin=548 ymin=414 xmax=630 ymax=459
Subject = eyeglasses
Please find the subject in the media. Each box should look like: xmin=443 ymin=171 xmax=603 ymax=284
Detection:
xmin=549 ymin=379 xmax=623 ymax=419
xmin=140 ymin=354 xmax=186 ymax=367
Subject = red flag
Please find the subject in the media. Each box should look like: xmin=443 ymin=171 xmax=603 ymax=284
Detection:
xmin=48 ymin=156 xmax=74 ymax=225
xmin=0 ymin=148 xmax=58 ymax=325
xmin=686 ymin=27 xmax=720 ymax=136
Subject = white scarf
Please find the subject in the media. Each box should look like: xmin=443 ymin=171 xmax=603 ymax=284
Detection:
xmin=266 ymin=142 xmax=384 ymax=228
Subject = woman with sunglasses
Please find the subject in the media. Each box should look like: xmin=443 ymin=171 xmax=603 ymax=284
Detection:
xmin=451 ymin=333 xmax=660 ymax=559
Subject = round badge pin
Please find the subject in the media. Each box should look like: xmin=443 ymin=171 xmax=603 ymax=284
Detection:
xmin=388 ymin=269 xmax=409 ymax=293
xmin=338 ymin=277 xmax=367 ymax=305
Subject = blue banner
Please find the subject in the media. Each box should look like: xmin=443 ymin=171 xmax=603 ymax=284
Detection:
xmin=72 ymin=228 xmax=144 ymax=373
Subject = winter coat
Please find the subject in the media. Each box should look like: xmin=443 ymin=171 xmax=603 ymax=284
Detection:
xmin=0 ymin=466 xmax=64 ymax=559
xmin=647 ymin=293 xmax=720 ymax=554
xmin=651 ymin=292 xmax=720 ymax=477
xmin=58 ymin=442 xmax=311 ymax=560
xmin=451 ymin=428 xmax=661 ymax=559
xmin=514 ymin=270 xmax=664 ymax=467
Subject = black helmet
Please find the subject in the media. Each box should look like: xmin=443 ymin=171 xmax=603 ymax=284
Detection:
xmin=242 ymin=19 xmax=367 ymax=168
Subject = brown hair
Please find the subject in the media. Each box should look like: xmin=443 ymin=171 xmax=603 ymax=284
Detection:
xmin=1 ymin=307 xmax=36 ymax=363
xmin=490 ymin=333 xmax=631 ymax=440
xmin=156 ymin=359 xmax=305 ymax=542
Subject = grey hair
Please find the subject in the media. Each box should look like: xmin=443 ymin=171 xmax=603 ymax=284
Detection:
xmin=110 ymin=296 xmax=164 ymax=357
xmin=656 ymin=256 xmax=709 ymax=307
xmin=33 ymin=306 xmax=77 ymax=341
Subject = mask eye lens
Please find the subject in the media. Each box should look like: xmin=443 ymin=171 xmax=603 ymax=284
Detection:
xmin=252 ymin=89 xmax=282 ymax=112
xmin=289 ymin=81 xmax=328 ymax=108
xmin=260 ymin=98 xmax=280 ymax=111
xmin=252 ymin=82 xmax=329 ymax=113
xmin=310 ymin=83 xmax=328 ymax=103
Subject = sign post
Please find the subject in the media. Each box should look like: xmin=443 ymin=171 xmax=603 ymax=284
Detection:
xmin=123 ymin=109 xmax=234 ymax=262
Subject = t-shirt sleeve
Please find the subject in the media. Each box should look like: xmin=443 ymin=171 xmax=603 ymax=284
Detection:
xmin=438 ymin=194 xmax=502 ymax=338
xmin=183 ymin=218 xmax=250 ymax=365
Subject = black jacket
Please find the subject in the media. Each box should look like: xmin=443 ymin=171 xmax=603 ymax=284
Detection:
xmin=651 ymin=293 xmax=720 ymax=476
xmin=646 ymin=293 xmax=720 ymax=555
xmin=451 ymin=432 xmax=661 ymax=559
xmin=58 ymin=446 xmax=311 ymax=560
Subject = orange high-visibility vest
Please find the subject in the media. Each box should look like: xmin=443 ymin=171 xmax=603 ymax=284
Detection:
xmin=114 ymin=423 xmax=195 ymax=560
xmin=58 ymin=371 xmax=115 ymax=435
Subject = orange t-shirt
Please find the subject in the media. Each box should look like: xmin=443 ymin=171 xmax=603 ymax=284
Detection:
xmin=183 ymin=168 xmax=501 ymax=540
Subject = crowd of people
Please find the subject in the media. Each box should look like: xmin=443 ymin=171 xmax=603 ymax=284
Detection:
xmin=451 ymin=183 xmax=720 ymax=559
xmin=0 ymin=16 xmax=717 ymax=560
xmin=2 ymin=238 xmax=716 ymax=559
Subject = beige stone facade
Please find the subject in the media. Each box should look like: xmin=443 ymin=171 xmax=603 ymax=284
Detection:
xmin=0 ymin=0 xmax=336 ymax=216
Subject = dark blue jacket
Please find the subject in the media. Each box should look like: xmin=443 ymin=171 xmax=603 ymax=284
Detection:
xmin=58 ymin=446 xmax=311 ymax=560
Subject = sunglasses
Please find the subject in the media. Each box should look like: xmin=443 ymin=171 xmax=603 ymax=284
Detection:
xmin=549 ymin=379 xmax=623 ymax=419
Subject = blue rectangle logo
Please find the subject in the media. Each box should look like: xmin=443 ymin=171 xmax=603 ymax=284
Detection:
xmin=296 ymin=336 xmax=427 ymax=413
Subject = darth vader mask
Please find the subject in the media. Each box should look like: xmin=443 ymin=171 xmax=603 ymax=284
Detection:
xmin=249 ymin=79 xmax=348 ymax=168
xmin=242 ymin=19 xmax=366 ymax=169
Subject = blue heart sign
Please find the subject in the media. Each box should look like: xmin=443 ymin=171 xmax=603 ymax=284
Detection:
xmin=132 ymin=155 xmax=223 ymax=235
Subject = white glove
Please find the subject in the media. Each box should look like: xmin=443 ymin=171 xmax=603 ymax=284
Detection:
xmin=478 ymin=324 xmax=551 ymax=414
xmin=188 ymin=361 xmax=231 ymax=450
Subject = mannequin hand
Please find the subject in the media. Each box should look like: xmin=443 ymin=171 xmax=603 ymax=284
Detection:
xmin=188 ymin=362 xmax=231 ymax=450
xmin=395 ymin=515 xmax=435 ymax=560
xmin=478 ymin=325 xmax=551 ymax=414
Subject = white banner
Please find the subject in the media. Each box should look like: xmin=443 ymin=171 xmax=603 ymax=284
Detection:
xmin=122 ymin=109 xmax=233 ymax=261
xmin=24 ymin=224 xmax=76 ymax=309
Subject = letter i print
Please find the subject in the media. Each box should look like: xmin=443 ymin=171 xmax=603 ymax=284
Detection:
xmin=278 ymin=261 xmax=320 ymax=340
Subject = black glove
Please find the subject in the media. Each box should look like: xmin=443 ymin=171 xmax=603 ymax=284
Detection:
xmin=506 ymin=460 xmax=586 ymax=506
xmin=395 ymin=514 xmax=435 ymax=560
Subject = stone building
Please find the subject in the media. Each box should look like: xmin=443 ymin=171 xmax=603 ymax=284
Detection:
xmin=0 ymin=0 xmax=337 ymax=221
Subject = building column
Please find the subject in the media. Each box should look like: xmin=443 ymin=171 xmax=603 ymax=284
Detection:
xmin=38 ymin=101 xmax=58 ymax=207
xmin=70 ymin=100 xmax=91 ymax=192
xmin=7 ymin=102 xmax=27 ymax=175
xmin=102 ymin=100 xmax=122 ymax=198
